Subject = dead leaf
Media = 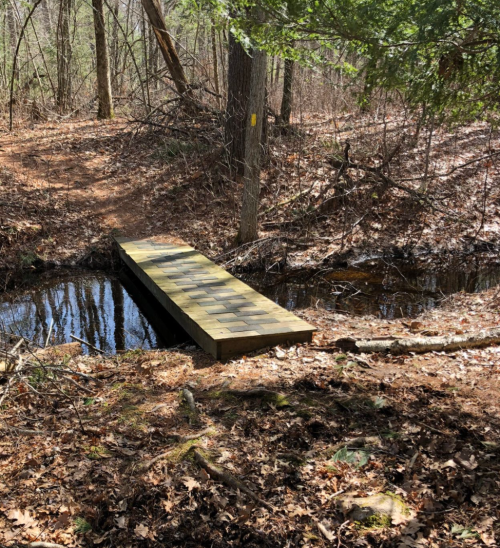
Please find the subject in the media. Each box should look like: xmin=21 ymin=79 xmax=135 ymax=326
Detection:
xmin=134 ymin=523 xmax=149 ymax=538
xmin=6 ymin=509 xmax=35 ymax=527
xmin=162 ymin=500 xmax=174 ymax=512
xmin=116 ymin=516 xmax=127 ymax=529
xmin=318 ymin=522 xmax=334 ymax=541
xmin=183 ymin=477 xmax=201 ymax=491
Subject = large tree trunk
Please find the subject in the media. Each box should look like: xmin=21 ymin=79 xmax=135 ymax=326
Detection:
xmin=92 ymin=0 xmax=114 ymax=119
xmin=238 ymin=48 xmax=267 ymax=243
xmin=56 ymin=0 xmax=72 ymax=113
xmin=140 ymin=0 xmax=192 ymax=99
xmin=279 ymin=58 xmax=294 ymax=126
xmin=225 ymin=33 xmax=253 ymax=173
xmin=336 ymin=327 xmax=500 ymax=355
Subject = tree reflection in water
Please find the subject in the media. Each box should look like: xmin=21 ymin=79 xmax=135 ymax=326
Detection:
xmin=0 ymin=273 xmax=159 ymax=354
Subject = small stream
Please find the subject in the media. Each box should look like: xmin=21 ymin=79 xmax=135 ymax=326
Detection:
xmin=1 ymin=257 xmax=499 ymax=353
xmin=248 ymin=257 xmax=500 ymax=319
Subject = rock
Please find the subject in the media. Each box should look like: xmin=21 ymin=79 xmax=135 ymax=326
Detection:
xmin=338 ymin=492 xmax=413 ymax=526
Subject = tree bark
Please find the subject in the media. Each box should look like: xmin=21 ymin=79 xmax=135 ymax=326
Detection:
xmin=225 ymin=33 xmax=253 ymax=173
xmin=279 ymin=57 xmax=294 ymax=125
xmin=92 ymin=0 xmax=114 ymax=119
xmin=56 ymin=0 xmax=72 ymax=113
xmin=210 ymin=22 xmax=220 ymax=107
xmin=238 ymin=47 xmax=267 ymax=243
xmin=336 ymin=327 xmax=500 ymax=355
xmin=140 ymin=0 xmax=192 ymax=99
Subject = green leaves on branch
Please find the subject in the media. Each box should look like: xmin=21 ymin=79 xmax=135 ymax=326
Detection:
xmin=187 ymin=0 xmax=500 ymax=121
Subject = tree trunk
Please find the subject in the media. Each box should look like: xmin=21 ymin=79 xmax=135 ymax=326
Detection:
xmin=109 ymin=0 xmax=120 ymax=93
xmin=279 ymin=57 xmax=294 ymax=125
xmin=238 ymin=48 xmax=267 ymax=243
xmin=140 ymin=0 xmax=192 ymax=99
xmin=6 ymin=3 xmax=19 ymax=84
xmin=92 ymin=0 xmax=114 ymax=119
xmin=57 ymin=0 xmax=72 ymax=113
xmin=40 ymin=0 xmax=53 ymax=36
xmin=225 ymin=33 xmax=253 ymax=173
xmin=210 ymin=22 xmax=220 ymax=107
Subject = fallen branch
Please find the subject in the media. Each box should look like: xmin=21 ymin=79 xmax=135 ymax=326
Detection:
xmin=224 ymin=388 xmax=284 ymax=399
xmin=336 ymin=327 xmax=500 ymax=355
xmin=322 ymin=436 xmax=382 ymax=458
xmin=70 ymin=334 xmax=104 ymax=354
xmin=23 ymin=542 xmax=67 ymax=548
xmin=260 ymin=187 xmax=316 ymax=217
xmin=191 ymin=448 xmax=275 ymax=511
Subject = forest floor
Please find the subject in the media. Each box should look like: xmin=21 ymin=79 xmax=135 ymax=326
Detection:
xmin=0 ymin=114 xmax=499 ymax=274
xmin=0 ymin=288 xmax=499 ymax=547
xmin=0 ymin=115 xmax=499 ymax=547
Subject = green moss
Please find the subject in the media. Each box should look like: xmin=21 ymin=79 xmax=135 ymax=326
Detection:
xmin=383 ymin=491 xmax=411 ymax=515
xmin=205 ymin=390 xmax=237 ymax=402
xmin=84 ymin=445 xmax=112 ymax=460
xmin=356 ymin=514 xmax=392 ymax=529
xmin=272 ymin=394 xmax=290 ymax=408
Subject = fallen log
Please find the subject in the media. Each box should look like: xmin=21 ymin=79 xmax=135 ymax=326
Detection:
xmin=337 ymin=327 xmax=500 ymax=355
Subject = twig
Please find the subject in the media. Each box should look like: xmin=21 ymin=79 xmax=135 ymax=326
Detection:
xmin=45 ymin=318 xmax=54 ymax=348
xmin=415 ymin=420 xmax=447 ymax=436
xmin=24 ymin=542 xmax=68 ymax=548
xmin=70 ymin=335 xmax=104 ymax=354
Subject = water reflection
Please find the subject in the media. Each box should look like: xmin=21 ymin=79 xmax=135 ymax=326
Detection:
xmin=0 ymin=273 xmax=162 ymax=354
xmin=251 ymin=259 xmax=500 ymax=319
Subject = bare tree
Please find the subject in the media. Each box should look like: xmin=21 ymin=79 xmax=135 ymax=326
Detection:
xmin=57 ymin=0 xmax=73 ymax=112
xmin=92 ymin=0 xmax=114 ymax=118
xmin=141 ymin=0 xmax=192 ymax=100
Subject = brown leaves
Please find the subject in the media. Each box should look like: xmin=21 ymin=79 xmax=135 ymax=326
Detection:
xmin=6 ymin=508 xmax=36 ymax=527
xmin=183 ymin=477 xmax=201 ymax=491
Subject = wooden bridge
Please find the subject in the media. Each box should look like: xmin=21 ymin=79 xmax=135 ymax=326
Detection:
xmin=116 ymin=238 xmax=316 ymax=359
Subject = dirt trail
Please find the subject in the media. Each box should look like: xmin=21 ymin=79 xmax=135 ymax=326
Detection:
xmin=0 ymin=120 xmax=183 ymax=269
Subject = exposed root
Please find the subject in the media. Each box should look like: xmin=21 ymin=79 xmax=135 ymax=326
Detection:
xmin=190 ymin=447 xmax=275 ymax=511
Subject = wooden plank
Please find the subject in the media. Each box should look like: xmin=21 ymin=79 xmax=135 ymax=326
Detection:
xmin=115 ymin=237 xmax=316 ymax=359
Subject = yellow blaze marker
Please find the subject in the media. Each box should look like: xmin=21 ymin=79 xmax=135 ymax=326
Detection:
xmin=251 ymin=113 xmax=257 ymax=126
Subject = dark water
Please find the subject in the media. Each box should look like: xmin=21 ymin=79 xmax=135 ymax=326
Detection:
xmin=1 ymin=259 xmax=499 ymax=354
xmin=248 ymin=258 xmax=500 ymax=319
xmin=0 ymin=272 xmax=173 ymax=354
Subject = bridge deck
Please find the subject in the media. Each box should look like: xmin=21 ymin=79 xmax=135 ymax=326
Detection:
xmin=116 ymin=238 xmax=316 ymax=359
